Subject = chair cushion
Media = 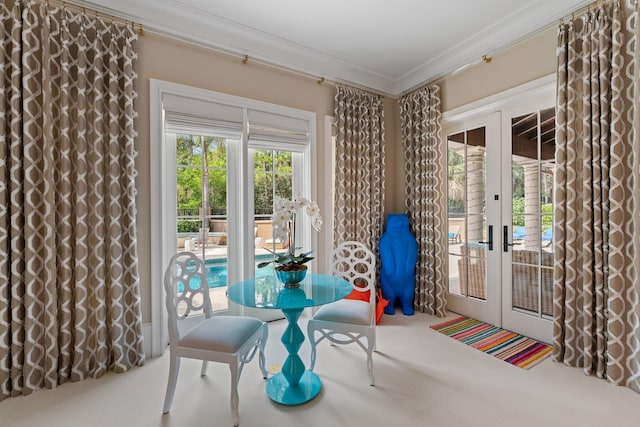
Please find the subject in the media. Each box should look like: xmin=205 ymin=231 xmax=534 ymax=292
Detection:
xmin=312 ymin=299 xmax=371 ymax=326
xmin=179 ymin=316 xmax=262 ymax=353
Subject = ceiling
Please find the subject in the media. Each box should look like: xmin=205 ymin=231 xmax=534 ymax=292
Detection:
xmin=76 ymin=0 xmax=590 ymax=97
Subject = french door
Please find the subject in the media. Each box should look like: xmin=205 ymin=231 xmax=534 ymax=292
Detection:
xmin=500 ymin=104 xmax=555 ymax=342
xmin=165 ymin=132 xmax=308 ymax=323
xmin=171 ymin=132 xmax=233 ymax=314
xmin=240 ymin=147 xmax=305 ymax=321
xmin=446 ymin=113 xmax=501 ymax=327
xmin=150 ymin=80 xmax=317 ymax=355
xmin=445 ymin=84 xmax=555 ymax=343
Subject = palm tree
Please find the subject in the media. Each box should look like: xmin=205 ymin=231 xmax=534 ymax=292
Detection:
xmin=447 ymin=148 xmax=465 ymax=214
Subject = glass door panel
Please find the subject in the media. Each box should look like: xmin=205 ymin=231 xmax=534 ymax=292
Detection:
xmin=503 ymin=106 xmax=555 ymax=342
xmin=253 ymin=149 xmax=292 ymax=271
xmin=446 ymin=112 xmax=500 ymax=326
xmin=175 ymin=134 xmax=230 ymax=314
xmin=248 ymin=148 xmax=294 ymax=322
xmin=448 ymin=127 xmax=487 ymax=301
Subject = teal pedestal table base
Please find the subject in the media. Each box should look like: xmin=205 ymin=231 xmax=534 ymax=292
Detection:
xmin=227 ymin=274 xmax=353 ymax=406
xmin=266 ymin=307 xmax=321 ymax=405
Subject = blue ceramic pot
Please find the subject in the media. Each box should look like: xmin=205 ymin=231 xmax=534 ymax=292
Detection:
xmin=275 ymin=265 xmax=307 ymax=287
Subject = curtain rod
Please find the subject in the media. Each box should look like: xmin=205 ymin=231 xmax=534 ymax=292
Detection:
xmin=34 ymin=0 xmax=145 ymax=35
xmin=559 ymin=0 xmax=612 ymax=25
xmin=239 ymin=54 xmax=387 ymax=98
xmin=46 ymin=1 xmax=373 ymax=96
xmin=150 ymin=29 xmax=389 ymax=98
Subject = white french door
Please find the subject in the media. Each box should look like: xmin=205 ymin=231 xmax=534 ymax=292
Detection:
xmin=500 ymin=102 xmax=555 ymax=343
xmin=169 ymin=132 xmax=235 ymax=315
xmin=239 ymin=146 xmax=307 ymax=321
xmin=445 ymin=112 xmax=501 ymax=327
xmin=166 ymin=136 xmax=307 ymax=323
xmin=444 ymin=76 xmax=555 ymax=343
xmin=150 ymin=80 xmax=317 ymax=352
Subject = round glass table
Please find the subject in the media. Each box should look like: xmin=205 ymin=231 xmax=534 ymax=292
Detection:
xmin=227 ymin=273 xmax=351 ymax=405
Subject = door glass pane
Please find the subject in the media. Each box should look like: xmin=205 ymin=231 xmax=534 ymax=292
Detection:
xmin=175 ymin=134 xmax=230 ymax=313
xmin=510 ymin=107 xmax=555 ymax=319
xmin=448 ymin=126 xmax=487 ymax=301
xmin=253 ymin=149 xmax=293 ymax=277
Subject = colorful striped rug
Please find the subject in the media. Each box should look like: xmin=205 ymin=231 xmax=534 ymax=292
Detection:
xmin=430 ymin=315 xmax=552 ymax=369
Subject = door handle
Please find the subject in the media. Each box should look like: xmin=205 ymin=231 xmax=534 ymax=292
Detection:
xmin=478 ymin=225 xmax=493 ymax=251
xmin=503 ymin=225 xmax=515 ymax=252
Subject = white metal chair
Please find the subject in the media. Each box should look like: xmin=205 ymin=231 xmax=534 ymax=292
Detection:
xmin=162 ymin=252 xmax=268 ymax=426
xmin=307 ymin=241 xmax=377 ymax=385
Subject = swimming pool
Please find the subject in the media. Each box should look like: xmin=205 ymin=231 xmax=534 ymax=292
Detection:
xmin=204 ymin=260 xmax=274 ymax=288
xmin=177 ymin=255 xmax=276 ymax=292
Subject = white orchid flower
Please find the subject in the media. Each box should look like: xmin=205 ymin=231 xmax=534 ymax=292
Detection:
xmin=306 ymin=201 xmax=320 ymax=217
xmin=263 ymin=197 xmax=323 ymax=270
xmin=311 ymin=215 xmax=323 ymax=232
xmin=285 ymin=200 xmax=297 ymax=212
xmin=274 ymin=197 xmax=286 ymax=210
xmin=294 ymin=196 xmax=310 ymax=209
xmin=272 ymin=218 xmax=289 ymax=241
xmin=275 ymin=210 xmax=291 ymax=223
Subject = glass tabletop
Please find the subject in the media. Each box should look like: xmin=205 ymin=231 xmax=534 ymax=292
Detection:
xmin=227 ymin=273 xmax=352 ymax=310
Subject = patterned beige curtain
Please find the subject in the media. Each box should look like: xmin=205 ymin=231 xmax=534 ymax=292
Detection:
xmin=400 ymin=85 xmax=446 ymax=317
xmin=0 ymin=1 xmax=144 ymax=400
xmin=554 ymin=0 xmax=640 ymax=393
xmin=333 ymin=84 xmax=385 ymax=252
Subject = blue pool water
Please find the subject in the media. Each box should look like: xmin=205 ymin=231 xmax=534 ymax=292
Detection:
xmin=203 ymin=262 xmax=274 ymax=288
xmin=177 ymin=256 xmax=275 ymax=293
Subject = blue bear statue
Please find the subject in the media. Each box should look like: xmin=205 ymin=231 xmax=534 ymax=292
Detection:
xmin=379 ymin=213 xmax=418 ymax=316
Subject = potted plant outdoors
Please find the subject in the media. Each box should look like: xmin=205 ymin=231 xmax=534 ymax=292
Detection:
xmin=258 ymin=196 xmax=322 ymax=286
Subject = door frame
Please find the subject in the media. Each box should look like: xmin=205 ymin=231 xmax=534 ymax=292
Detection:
xmin=442 ymin=74 xmax=555 ymax=341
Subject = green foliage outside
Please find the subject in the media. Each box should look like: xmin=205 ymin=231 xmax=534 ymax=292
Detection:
xmin=447 ymin=149 xmax=465 ymax=216
xmin=541 ymin=205 xmax=553 ymax=230
xmin=253 ymin=150 xmax=292 ymax=215
xmin=512 ymin=197 xmax=553 ymax=229
xmin=175 ymin=134 xmax=293 ymax=227
xmin=176 ymin=135 xmax=227 ymax=215
xmin=512 ymin=198 xmax=525 ymax=219
xmin=177 ymin=221 xmax=200 ymax=233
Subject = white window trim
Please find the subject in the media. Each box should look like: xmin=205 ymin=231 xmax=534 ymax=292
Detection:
xmin=149 ymin=79 xmax=317 ymax=357
xmin=322 ymin=115 xmax=336 ymax=273
xmin=443 ymin=74 xmax=555 ymax=125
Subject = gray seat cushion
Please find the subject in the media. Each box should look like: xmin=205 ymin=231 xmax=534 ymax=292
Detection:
xmin=313 ymin=299 xmax=370 ymax=326
xmin=179 ymin=316 xmax=262 ymax=353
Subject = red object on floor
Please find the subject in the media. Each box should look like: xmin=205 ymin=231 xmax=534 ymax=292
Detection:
xmin=344 ymin=288 xmax=388 ymax=324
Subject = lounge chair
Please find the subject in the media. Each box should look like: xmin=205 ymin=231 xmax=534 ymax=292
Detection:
xmin=448 ymin=225 xmax=461 ymax=244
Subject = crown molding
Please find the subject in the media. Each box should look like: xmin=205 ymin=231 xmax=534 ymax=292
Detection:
xmin=73 ymin=0 xmax=591 ymax=98
xmin=72 ymin=0 xmax=397 ymax=95
xmin=395 ymin=0 xmax=592 ymax=95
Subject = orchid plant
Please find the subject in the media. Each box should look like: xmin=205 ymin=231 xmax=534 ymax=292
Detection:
xmin=258 ymin=196 xmax=323 ymax=270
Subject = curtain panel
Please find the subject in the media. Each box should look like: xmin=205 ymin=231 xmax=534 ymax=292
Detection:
xmin=0 ymin=1 xmax=144 ymax=400
xmin=333 ymin=84 xmax=385 ymax=253
xmin=554 ymin=0 xmax=640 ymax=393
xmin=399 ymin=85 xmax=447 ymax=317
